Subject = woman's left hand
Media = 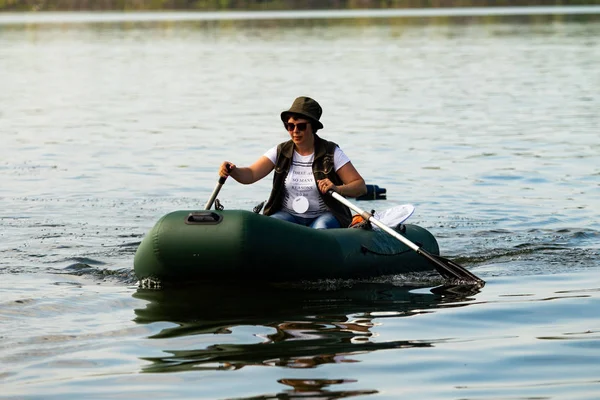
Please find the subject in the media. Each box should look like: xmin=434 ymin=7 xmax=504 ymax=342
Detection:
xmin=317 ymin=178 xmax=338 ymax=194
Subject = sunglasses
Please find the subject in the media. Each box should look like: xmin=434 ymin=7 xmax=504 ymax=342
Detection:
xmin=284 ymin=122 xmax=309 ymax=132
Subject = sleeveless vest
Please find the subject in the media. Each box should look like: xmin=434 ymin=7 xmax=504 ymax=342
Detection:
xmin=263 ymin=134 xmax=352 ymax=227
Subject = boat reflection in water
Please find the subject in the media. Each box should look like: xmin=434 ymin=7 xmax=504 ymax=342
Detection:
xmin=133 ymin=280 xmax=479 ymax=397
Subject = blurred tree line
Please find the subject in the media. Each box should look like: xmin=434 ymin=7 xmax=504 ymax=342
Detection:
xmin=2 ymin=0 xmax=600 ymax=12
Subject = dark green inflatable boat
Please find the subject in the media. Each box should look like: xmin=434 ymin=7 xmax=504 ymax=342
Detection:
xmin=134 ymin=209 xmax=440 ymax=283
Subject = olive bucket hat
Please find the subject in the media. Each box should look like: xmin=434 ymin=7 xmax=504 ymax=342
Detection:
xmin=280 ymin=96 xmax=324 ymax=130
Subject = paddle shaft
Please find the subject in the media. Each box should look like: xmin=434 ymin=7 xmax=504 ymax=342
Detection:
xmin=329 ymin=191 xmax=484 ymax=285
xmin=204 ymin=164 xmax=231 ymax=210
xmin=204 ymin=176 xmax=227 ymax=210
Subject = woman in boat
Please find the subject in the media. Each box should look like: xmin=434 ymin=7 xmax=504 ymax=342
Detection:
xmin=219 ymin=96 xmax=367 ymax=229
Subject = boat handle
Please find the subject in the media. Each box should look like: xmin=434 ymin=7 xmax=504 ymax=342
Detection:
xmin=185 ymin=211 xmax=223 ymax=225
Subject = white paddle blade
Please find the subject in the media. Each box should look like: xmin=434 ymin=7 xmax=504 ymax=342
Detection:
xmin=372 ymin=204 xmax=415 ymax=229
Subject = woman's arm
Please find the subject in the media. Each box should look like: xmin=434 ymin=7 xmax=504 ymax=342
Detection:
xmin=219 ymin=156 xmax=274 ymax=185
xmin=335 ymin=162 xmax=367 ymax=197
xmin=317 ymin=162 xmax=367 ymax=198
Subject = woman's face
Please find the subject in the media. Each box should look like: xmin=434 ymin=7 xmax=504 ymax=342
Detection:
xmin=284 ymin=116 xmax=313 ymax=147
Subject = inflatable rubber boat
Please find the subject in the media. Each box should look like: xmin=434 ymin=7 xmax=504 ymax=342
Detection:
xmin=133 ymin=209 xmax=440 ymax=284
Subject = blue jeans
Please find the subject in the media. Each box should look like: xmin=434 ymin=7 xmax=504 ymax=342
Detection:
xmin=270 ymin=210 xmax=341 ymax=229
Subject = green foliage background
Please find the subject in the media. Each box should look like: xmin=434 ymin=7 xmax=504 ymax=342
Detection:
xmin=2 ymin=0 xmax=600 ymax=12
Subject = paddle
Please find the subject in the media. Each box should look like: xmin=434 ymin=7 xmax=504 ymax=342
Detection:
xmin=204 ymin=164 xmax=231 ymax=210
xmin=328 ymin=191 xmax=485 ymax=286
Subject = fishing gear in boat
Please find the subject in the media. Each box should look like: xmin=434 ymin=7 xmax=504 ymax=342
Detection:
xmin=356 ymin=184 xmax=387 ymax=201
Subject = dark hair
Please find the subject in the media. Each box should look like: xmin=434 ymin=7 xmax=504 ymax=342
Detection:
xmin=311 ymin=122 xmax=320 ymax=133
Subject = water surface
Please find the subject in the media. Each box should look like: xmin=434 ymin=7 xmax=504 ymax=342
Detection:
xmin=1 ymin=8 xmax=599 ymax=399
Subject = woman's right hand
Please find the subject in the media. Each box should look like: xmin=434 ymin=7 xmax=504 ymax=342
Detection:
xmin=219 ymin=162 xmax=235 ymax=178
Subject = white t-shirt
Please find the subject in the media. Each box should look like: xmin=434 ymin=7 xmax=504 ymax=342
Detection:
xmin=264 ymin=146 xmax=351 ymax=218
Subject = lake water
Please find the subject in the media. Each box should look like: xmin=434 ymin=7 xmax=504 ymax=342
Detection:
xmin=1 ymin=7 xmax=599 ymax=399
